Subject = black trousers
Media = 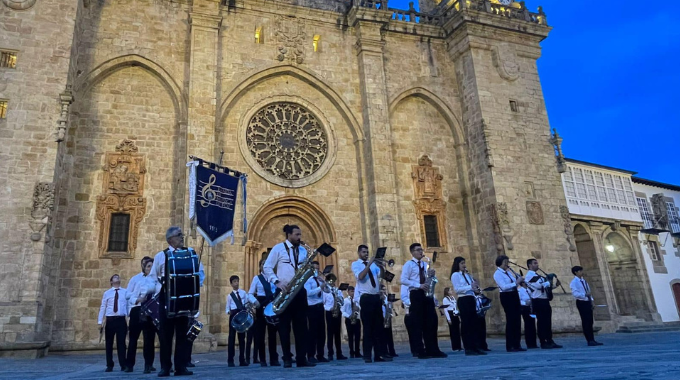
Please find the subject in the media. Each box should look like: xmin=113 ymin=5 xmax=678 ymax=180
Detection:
xmin=359 ymin=293 xmax=385 ymax=360
xmin=344 ymin=319 xmax=361 ymax=356
xmin=521 ymin=305 xmax=537 ymax=348
xmin=228 ymin=312 xmax=246 ymax=363
xmin=457 ymin=296 xmax=477 ymax=351
xmin=325 ymin=311 xmax=343 ymax=357
xmin=533 ymin=298 xmax=553 ymax=345
xmin=382 ymin=326 xmax=396 ymax=356
xmin=447 ymin=315 xmax=462 ymax=350
xmin=126 ymin=306 xmax=157 ymax=369
xmin=500 ymin=291 xmax=522 ymax=350
xmin=475 ymin=315 xmax=488 ymax=350
xmin=576 ymin=300 xmax=595 ymax=342
xmin=245 ymin=327 xmax=255 ymax=361
xmin=404 ymin=314 xmax=417 ymax=355
xmin=158 ymin=309 xmax=189 ymax=372
xmin=105 ymin=316 xmax=127 ymax=369
xmin=278 ymin=288 xmax=308 ymax=363
xmin=307 ymin=303 xmax=326 ymax=359
xmin=409 ymin=289 xmax=440 ymax=355
xmin=254 ymin=296 xmax=279 ymax=363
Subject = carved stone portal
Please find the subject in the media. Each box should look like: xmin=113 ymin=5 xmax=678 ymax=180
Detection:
xmin=96 ymin=139 xmax=147 ymax=258
xmin=29 ymin=182 xmax=55 ymax=242
xmin=526 ymin=201 xmax=544 ymax=225
xmin=275 ymin=17 xmax=307 ymax=64
xmin=412 ymin=155 xmax=447 ymax=251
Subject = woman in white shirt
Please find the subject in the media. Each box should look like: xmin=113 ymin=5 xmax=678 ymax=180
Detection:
xmin=450 ymin=256 xmax=485 ymax=356
xmin=441 ymin=287 xmax=462 ymax=351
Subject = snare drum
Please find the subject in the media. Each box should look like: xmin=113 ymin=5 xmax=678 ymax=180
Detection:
xmin=141 ymin=294 xmax=161 ymax=330
xmin=187 ymin=319 xmax=203 ymax=343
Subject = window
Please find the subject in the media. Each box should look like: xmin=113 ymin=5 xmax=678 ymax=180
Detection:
xmin=423 ymin=215 xmax=441 ymax=248
xmin=637 ymin=197 xmax=654 ymax=229
xmin=667 ymin=202 xmax=680 ymax=233
xmin=107 ymin=213 xmax=130 ymax=252
xmin=648 ymin=241 xmax=660 ymax=261
xmin=0 ymin=50 xmax=17 ymax=69
xmin=255 ymin=26 xmax=263 ymax=44
xmin=509 ymin=100 xmax=518 ymax=112
xmin=0 ymin=100 xmax=7 ymax=119
xmin=313 ymin=35 xmax=321 ymax=52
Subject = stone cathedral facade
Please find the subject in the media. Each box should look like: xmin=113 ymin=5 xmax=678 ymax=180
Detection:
xmin=0 ymin=0 xmax=658 ymax=357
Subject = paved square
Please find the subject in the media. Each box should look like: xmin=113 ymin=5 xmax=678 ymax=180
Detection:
xmin=1 ymin=332 xmax=678 ymax=380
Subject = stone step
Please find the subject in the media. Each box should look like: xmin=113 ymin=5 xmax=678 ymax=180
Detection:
xmin=616 ymin=325 xmax=680 ymax=333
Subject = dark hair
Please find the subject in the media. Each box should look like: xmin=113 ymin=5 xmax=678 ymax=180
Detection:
xmin=311 ymin=261 xmax=320 ymax=266
xmin=229 ymin=275 xmax=240 ymax=284
xmin=451 ymin=256 xmax=466 ymax=276
xmin=409 ymin=243 xmax=422 ymax=252
xmin=527 ymin=258 xmax=537 ymax=267
xmin=495 ymin=255 xmax=509 ymax=267
xmin=283 ymin=224 xmax=300 ymax=236
xmin=348 ymin=286 xmax=355 ymax=291
xmin=571 ymin=266 xmax=583 ymax=275
xmin=141 ymin=256 xmax=153 ymax=268
xmin=443 ymin=287 xmax=451 ymax=297
xmin=110 ymin=274 xmax=120 ymax=282
xmin=259 ymin=258 xmax=267 ymax=267
xmin=357 ymin=244 xmax=368 ymax=252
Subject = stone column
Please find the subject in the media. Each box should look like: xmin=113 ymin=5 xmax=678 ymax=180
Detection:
xmin=588 ymin=221 xmax=620 ymax=318
xmin=348 ymin=7 xmax=402 ymax=257
xmin=628 ymin=225 xmax=662 ymax=322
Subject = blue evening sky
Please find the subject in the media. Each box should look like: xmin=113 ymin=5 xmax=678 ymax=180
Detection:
xmin=390 ymin=0 xmax=680 ymax=185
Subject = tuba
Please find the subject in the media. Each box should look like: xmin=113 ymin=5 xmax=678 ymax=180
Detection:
xmin=325 ymin=273 xmax=344 ymax=318
xmin=423 ymin=256 xmax=438 ymax=298
xmin=264 ymin=242 xmax=335 ymax=324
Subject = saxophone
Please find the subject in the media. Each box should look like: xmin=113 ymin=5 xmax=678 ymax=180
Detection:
xmin=383 ymin=298 xmax=393 ymax=328
xmin=325 ymin=273 xmax=344 ymax=318
xmin=350 ymin=298 xmax=359 ymax=325
xmin=424 ymin=256 xmax=438 ymax=298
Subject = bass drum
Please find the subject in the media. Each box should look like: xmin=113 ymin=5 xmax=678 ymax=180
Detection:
xmin=263 ymin=303 xmax=280 ymax=325
xmin=231 ymin=310 xmax=254 ymax=333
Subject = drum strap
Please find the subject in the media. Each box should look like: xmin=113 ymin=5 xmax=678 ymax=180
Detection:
xmin=258 ymin=274 xmax=274 ymax=302
xmin=230 ymin=291 xmax=245 ymax=311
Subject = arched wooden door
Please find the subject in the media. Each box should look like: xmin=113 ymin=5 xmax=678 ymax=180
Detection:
xmin=672 ymin=282 xmax=680 ymax=318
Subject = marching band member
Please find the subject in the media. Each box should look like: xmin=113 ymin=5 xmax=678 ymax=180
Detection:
xmin=323 ymin=281 xmax=346 ymax=360
xmin=351 ymin=244 xmax=391 ymax=363
xmin=441 ymin=287 xmax=462 ymax=351
xmin=125 ymin=257 xmax=157 ymax=373
xmin=380 ymin=285 xmax=398 ymax=357
xmin=400 ymin=243 xmax=447 ymax=359
xmin=570 ymin=266 xmax=603 ymax=346
xmin=340 ymin=286 xmax=361 ymax=358
xmin=149 ymin=226 xmax=193 ymax=377
xmin=450 ymin=256 xmax=486 ymax=356
xmin=525 ymin=259 xmax=562 ymax=349
xmin=187 ymin=261 xmax=205 ymax=368
xmin=248 ymin=258 xmax=281 ymax=366
xmin=263 ymin=225 xmax=315 ymax=368
xmin=493 ymin=255 xmax=525 ymax=352
xmin=518 ymin=283 xmax=538 ymax=349
xmin=304 ymin=261 xmax=329 ymax=363
xmin=226 ymin=275 xmax=256 ymax=367
xmin=98 ymin=274 xmax=130 ymax=372
xmin=401 ymin=284 xmax=417 ymax=356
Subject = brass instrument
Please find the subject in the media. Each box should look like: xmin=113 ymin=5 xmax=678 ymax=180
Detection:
xmin=350 ymin=298 xmax=360 ymax=325
xmin=383 ymin=296 xmax=397 ymax=328
xmin=423 ymin=256 xmax=438 ymax=298
xmin=325 ymin=273 xmax=344 ymax=318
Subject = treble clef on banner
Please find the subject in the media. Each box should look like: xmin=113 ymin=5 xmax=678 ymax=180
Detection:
xmin=199 ymin=174 xmax=217 ymax=207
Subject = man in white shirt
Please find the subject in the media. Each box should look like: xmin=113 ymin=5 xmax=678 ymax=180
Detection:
xmin=263 ymin=224 xmax=315 ymax=368
xmin=304 ymin=261 xmax=329 ymax=363
xmin=400 ymin=243 xmax=447 ymax=359
xmin=493 ymin=255 xmax=525 ymax=352
xmin=98 ymin=274 xmax=129 ymax=372
xmin=570 ymin=266 xmax=603 ymax=346
xmin=323 ymin=280 xmax=346 ymax=360
xmin=226 ymin=275 xmax=257 ymax=367
xmin=249 ymin=257 xmax=281 ymax=366
xmin=148 ymin=226 xmax=195 ymax=377
xmin=125 ymin=257 xmax=157 ymax=373
xmin=340 ymin=286 xmax=361 ymax=358
xmin=525 ymin=258 xmax=562 ymax=350
xmin=351 ymin=244 xmax=390 ymax=363
xmin=518 ymin=284 xmax=538 ymax=348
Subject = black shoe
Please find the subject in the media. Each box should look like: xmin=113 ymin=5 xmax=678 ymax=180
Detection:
xmin=389 ymin=353 xmax=398 ymax=357
xmin=227 ymin=362 xmax=235 ymax=368
xmin=464 ymin=350 xmax=479 ymax=356
xmin=337 ymin=354 xmax=348 ymax=360
xmin=307 ymin=357 xmax=318 ymax=364
xmin=355 ymin=352 xmax=362 ymax=358
xmin=158 ymin=369 xmax=171 ymax=377
xmin=124 ymin=367 xmax=134 ymax=373
xmin=508 ymin=347 xmax=527 ymax=352
xmin=150 ymin=366 xmax=157 ymax=372
xmin=144 ymin=366 xmax=152 ymax=374
xmin=105 ymin=367 xmax=113 ymax=372
xmin=317 ymin=356 xmax=329 ymax=363
xmin=283 ymin=360 xmax=292 ymax=368
xmin=550 ymin=342 xmax=563 ymax=349
xmin=270 ymin=360 xmax=281 ymax=367
xmin=239 ymin=360 xmax=248 ymax=367
xmin=481 ymin=348 xmax=491 ymax=352
xmin=186 ymin=362 xmax=195 ymax=368
xmin=245 ymin=359 xmax=250 ymax=365
xmin=364 ymin=358 xmax=372 ymax=363
xmin=260 ymin=362 xmax=268 ymax=367
xmin=417 ymin=354 xmax=431 ymax=359
xmin=475 ymin=349 xmax=488 ymax=355
xmin=297 ymin=360 xmax=316 ymax=368
xmin=527 ymin=345 xmax=539 ymax=349
xmin=430 ymin=351 xmax=448 ymax=358
xmin=253 ymin=358 xmax=260 ymax=364
xmin=121 ymin=366 xmax=128 ymax=372
xmin=594 ymin=341 xmax=604 ymax=346
xmin=174 ymin=369 xmax=193 ymax=376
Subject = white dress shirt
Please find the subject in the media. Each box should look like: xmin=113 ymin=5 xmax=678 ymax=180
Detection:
xmin=341 ymin=296 xmax=359 ymax=318
xmin=150 ymin=246 xmax=174 ymax=295
xmin=570 ymin=276 xmax=594 ymax=301
xmin=248 ymin=273 xmax=277 ymax=297
xmin=442 ymin=296 xmax=459 ymax=322
xmin=225 ymin=289 xmax=256 ymax=315
xmin=323 ymin=289 xmax=344 ymax=312
xmin=351 ymin=259 xmax=381 ymax=297
xmin=493 ymin=267 xmax=518 ymax=292
xmin=401 ymin=258 xmax=427 ymax=290
xmin=304 ymin=276 xmax=325 ymax=306
xmin=518 ymin=286 xmax=532 ymax=306
xmin=525 ymin=270 xmax=550 ymax=299
xmin=126 ymin=272 xmax=155 ymax=308
xmin=263 ymin=240 xmax=307 ymax=284
xmin=98 ymin=287 xmax=130 ymax=324
xmin=451 ymin=271 xmax=474 ymax=298
xmin=400 ymin=285 xmax=411 ymax=306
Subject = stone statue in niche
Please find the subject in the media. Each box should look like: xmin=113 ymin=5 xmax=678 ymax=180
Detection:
xmin=526 ymin=201 xmax=544 ymax=225
xmin=412 ymin=155 xmax=443 ymax=200
xmin=412 ymin=155 xmax=447 ymax=251
xmin=560 ymin=205 xmax=577 ymax=252
xmin=29 ymin=182 xmax=55 ymax=241
xmin=489 ymin=202 xmax=514 ymax=251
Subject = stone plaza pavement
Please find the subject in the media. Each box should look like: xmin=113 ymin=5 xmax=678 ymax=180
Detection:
xmin=0 ymin=332 xmax=678 ymax=380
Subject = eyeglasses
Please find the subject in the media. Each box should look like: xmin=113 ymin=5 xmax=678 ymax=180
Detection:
xmin=172 ymin=233 xmax=184 ymax=238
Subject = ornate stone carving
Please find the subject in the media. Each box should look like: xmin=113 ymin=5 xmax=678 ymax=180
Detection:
xmin=412 ymin=155 xmax=447 ymax=250
xmin=526 ymin=201 xmax=544 ymax=225
xmin=651 ymin=194 xmax=670 ymax=231
xmin=491 ymin=45 xmax=520 ymax=82
xmin=275 ymin=17 xmax=307 ymax=64
xmin=96 ymin=140 xmax=147 ymax=258
xmin=488 ymin=202 xmax=514 ymax=252
xmin=480 ymin=119 xmax=494 ymax=168
xmin=560 ymin=205 xmax=577 ymax=252
xmin=245 ymin=102 xmax=328 ymax=181
xmin=55 ymin=85 xmax=74 ymax=142
xmin=1 ymin=0 xmax=37 ymax=10
xmin=549 ymin=128 xmax=567 ymax=173
xmin=29 ymin=182 xmax=55 ymax=242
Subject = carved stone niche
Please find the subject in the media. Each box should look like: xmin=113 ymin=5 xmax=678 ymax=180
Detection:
xmin=412 ymin=155 xmax=447 ymax=251
xmin=526 ymin=201 xmax=544 ymax=225
xmin=95 ymin=140 xmax=147 ymax=259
